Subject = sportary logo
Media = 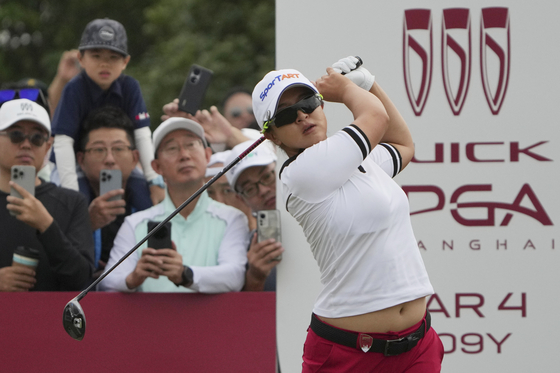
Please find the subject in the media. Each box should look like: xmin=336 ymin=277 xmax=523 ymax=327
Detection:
xmin=403 ymin=7 xmax=510 ymax=116
xmin=259 ymin=73 xmax=300 ymax=101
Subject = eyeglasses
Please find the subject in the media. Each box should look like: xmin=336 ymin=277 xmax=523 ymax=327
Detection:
xmin=0 ymin=130 xmax=50 ymax=147
xmin=160 ymin=139 xmax=203 ymax=158
xmin=0 ymin=88 xmax=50 ymax=113
xmin=263 ymin=94 xmax=323 ymax=131
xmin=229 ymin=106 xmax=253 ymax=118
xmin=237 ymin=169 xmax=275 ymax=198
xmin=84 ymin=145 xmax=133 ymax=161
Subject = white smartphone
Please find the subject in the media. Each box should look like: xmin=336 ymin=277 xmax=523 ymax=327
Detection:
xmin=257 ymin=210 xmax=282 ymax=261
xmin=99 ymin=169 xmax=122 ymax=202
xmin=10 ymin=165 xmax=36 ymax=216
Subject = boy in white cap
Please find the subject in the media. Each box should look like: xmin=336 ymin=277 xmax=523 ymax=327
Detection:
xmin=204 ymin=150 xmax=256 ymax=232
xmin=99 ymin=117 xmax=248 ymax=293
xmin=0 ymin=99 xmax=94 ymax=291
xmin=226 ymin=141 xmax=283 ymax=292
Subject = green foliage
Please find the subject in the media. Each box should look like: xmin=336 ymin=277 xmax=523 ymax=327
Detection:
xmin=132 ymin=0 xmax=275 ymax=128
xmin=0 ymin=0 xmax=275 ymax=129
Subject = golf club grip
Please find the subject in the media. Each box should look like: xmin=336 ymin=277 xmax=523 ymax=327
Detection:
xmin=76 ymin=136 xmax=267 ymax=299
xmin=340 ymin=56 xmax=363 ymax=75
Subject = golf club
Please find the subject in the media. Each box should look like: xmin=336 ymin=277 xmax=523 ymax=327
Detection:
xmin=63 ymin=136 xmax=266 ymax=340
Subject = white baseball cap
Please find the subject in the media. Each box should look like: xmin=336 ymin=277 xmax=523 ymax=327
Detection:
xmin=152 ymin=117 xmax=208 ymax=155
xmin=0 ymin=99 xmax=51 ymax=135
xmin=252 ymin=69 xmax=319 ymax=130
xmin=205 ymin=150 xmax=231 ymax=178
xmin=226 ymin=140 xmax=277 ymax=190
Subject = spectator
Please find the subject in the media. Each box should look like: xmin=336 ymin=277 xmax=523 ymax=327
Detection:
xmin=0 ymin=79 xmax=53 ymax=181
xmin=221 ymin=87 xmax=259 ymax=130
xmin=0 ymin=99 xmax=94 ymax=291
xmin=205 ymin=150 xmax=256 ymax=231
xmin=76 ymin=106 xmax=152 ymax=276
xmin=226 ymin=141 xmax=283 ymax=292
xmin=99 ymin=117 xmax=248 ymax=293
xmin=50 ymin=18 xmax=165 ymax=205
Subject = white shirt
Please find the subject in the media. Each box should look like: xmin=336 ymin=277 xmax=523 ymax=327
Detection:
xmin=279 ymin=124 xmax=434 ymax=318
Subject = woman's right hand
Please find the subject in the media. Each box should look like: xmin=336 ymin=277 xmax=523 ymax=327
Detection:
xmin=315 ymin=67 xmax=358 ymax=103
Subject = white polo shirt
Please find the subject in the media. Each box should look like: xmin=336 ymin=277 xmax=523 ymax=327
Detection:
xmin=279 ymin=124 xmax=434 ymax=318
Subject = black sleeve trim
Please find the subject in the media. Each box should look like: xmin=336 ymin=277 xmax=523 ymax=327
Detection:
xmin=279 ymin=150 xmax=303 ymax=179
xmin=285 ymin=193 xmax=292 ymax=212
xmin=378 ymin=143 xmax=403 ymax=177
xmin=342 ymin=125 xmax=371 ymax=160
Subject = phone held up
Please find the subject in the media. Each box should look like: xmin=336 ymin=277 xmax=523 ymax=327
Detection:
xmin=257 ymin=210 xmax=282 ymax=261
xmin=177 ymin=64 xmax=214 ymax=115
xmin=147 ymin=221 xmax=172 ymax=250
xmin=10 ymin=165 xmax=36 ymax=216
xmin=99 ymin=169 xmax=122 ymax=202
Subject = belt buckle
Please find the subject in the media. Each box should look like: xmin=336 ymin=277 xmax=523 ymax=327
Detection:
xmin=384 ymin=336 xmax=406 ymax=357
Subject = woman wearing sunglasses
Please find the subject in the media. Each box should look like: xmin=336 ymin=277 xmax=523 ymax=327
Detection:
xmin=253 ymin=56 xmax=443 ymax=372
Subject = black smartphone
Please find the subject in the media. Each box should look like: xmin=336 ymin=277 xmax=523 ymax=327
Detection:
xmin=257 ymin=210 xmax=282 ymax=261
xmin=177 ymin=64 xmax=214 ymax=115
xmin=147 ymin=221 xmax=172 ymax=250
xmin=99 ymin=169 xmax=122 ymax=202
xmin=10 ymin=165 xmax=36 ymax=216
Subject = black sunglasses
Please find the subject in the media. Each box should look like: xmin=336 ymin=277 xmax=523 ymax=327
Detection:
xmin=264 ymin=94 xmax=323 ymax=130
xmin=0 ymin=130 xmax=50 ymax=147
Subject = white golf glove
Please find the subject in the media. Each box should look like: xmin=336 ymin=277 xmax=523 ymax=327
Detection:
xmin=332 ymin=56 xmax=375 ymax=91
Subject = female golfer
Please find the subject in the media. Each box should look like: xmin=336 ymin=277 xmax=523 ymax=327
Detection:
xmin=252 ymin=57 xmax=443 ymax=372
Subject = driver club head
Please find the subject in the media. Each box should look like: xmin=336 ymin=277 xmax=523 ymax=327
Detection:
xmin=63 ymin=298 xmax=86 ymax=341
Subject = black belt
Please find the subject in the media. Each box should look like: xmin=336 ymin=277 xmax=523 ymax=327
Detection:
xmin=310 ymin=311 xmax=431 ymax=356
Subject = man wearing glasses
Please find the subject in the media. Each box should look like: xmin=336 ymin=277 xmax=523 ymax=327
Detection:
xmin=0 ymin=99 xmax=94 ymax=291
xmin=76 ymin=106 xmax=152 ymax=278
xmin=99 ymin=117 xmax=248 ymax=293
xmin=226 ymin=141 xmax=284 ymax=291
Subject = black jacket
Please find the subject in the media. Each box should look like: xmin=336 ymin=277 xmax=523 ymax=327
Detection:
xmin=0 ymin=180 xmax=94 ymax=291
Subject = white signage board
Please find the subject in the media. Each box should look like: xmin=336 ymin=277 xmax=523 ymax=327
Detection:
xmin=276 ymin=1 xmax=559 ymax=372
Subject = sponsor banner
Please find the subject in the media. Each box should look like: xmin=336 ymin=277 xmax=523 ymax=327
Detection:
xmin=277 ymin=1 xmax=560 ymax=372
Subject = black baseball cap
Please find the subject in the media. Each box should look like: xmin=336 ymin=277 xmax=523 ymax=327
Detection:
xmin=79 ymin=18 xmax=128 ymax=57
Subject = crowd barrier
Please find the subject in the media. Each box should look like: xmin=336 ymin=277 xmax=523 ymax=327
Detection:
xmin=0 ymin=292 xmax=276 ymax=372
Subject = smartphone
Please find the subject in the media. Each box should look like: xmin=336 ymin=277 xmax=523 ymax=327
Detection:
xmin=10 ymin=166 xmax=36 ymax=216
xmin=99 ymin=169 xmax=122 ymax=202
xmin=257 ymin=210 xmax=282 ymax=261
xmin=177 ymin=64 xmax=214 ymax=115
xmin=147 ymin=221 xmax=172 ymax=250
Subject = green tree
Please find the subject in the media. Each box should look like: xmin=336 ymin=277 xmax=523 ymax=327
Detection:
xmin=0 ymin=0 xmax=154 ymax=86
xmin=133 ymin=0 xmax=275 ymax=128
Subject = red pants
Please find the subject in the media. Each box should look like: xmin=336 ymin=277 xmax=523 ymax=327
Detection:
xmin=302 ymin=316 xmax=444 ymax=373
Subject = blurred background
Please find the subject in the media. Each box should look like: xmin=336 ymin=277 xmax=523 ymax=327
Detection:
xmin=0 ymin=0 xmax=275 ymax=129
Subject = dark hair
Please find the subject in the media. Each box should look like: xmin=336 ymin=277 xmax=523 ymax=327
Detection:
xmin=79 ymin=106 xmax=136 ymax=151
xmin=221 ymin=86 xmax=252 ymax=110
